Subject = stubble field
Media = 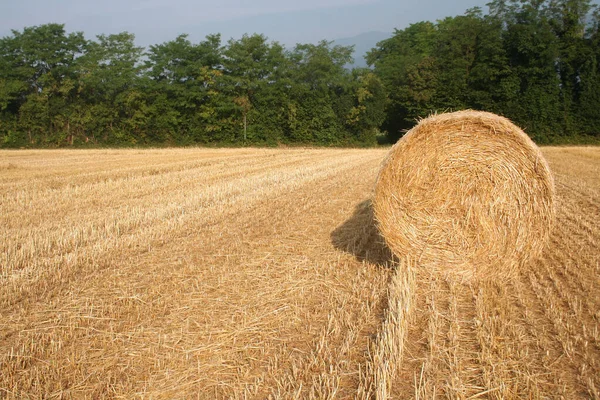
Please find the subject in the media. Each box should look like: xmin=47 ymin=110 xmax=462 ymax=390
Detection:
xmin=0 ymin=147 xmax=599 ymax=399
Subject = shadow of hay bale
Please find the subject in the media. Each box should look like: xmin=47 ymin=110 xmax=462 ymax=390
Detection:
xmin=331 ymin=199 xmax=394 ymax=268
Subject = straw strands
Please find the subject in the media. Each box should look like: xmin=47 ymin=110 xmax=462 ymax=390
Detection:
xmin=374 ymin=110 xmax=556 ymax=282
xmin=358 ymin=258 xmax=415 ymax=399
xmin=1 ymin=147 xmax=599 ymax=398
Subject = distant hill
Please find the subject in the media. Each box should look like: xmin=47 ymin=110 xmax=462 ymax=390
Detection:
xmin=333 ymin=31 xmax=392 ymax=69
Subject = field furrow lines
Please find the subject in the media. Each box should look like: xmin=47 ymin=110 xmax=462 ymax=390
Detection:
xmin=1 ymin=146 xmax=599 ymax=399
xmin=1 ymin=148 xmax=393 ymax=398
xmin=1 ymin=151 xmax=377 ymax=306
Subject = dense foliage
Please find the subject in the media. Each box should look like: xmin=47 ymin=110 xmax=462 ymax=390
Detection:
xmin=1 ymin=0 xmax=598 ymax=147
xmin=0 ymin=28 xmax=385 ymax=147
xmin=368 ymin=0 xmax=600 ymax=143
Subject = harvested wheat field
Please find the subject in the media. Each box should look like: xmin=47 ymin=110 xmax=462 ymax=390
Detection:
xmin=0 ymin=146 xmax=599 ymax=399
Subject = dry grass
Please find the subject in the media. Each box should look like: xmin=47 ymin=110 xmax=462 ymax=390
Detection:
xmin=0 ymin=148 xmax=391 ymax=398
xmin=374 ymin=111 xmax=555 ymax=282
xmin=390 ymin=146 xmax=600 ymax=399
xmin=357 ymin=258 xmax=415 ymax=400
xmin=1 ymin=146 xmax=599 ymax=399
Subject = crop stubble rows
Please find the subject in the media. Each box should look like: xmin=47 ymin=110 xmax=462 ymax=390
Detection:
xmin=388 ymin=147 xmax=600 ymax=399
xmin=0 ymin=146 xmax=599 ymax=399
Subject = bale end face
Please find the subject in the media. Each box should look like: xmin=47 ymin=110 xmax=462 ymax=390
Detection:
xmin=373 ymin=110 xmax=555 ymax=282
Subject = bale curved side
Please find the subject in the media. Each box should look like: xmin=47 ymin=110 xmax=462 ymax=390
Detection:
xmin=373 ymin=110 xmax=555 ymax=282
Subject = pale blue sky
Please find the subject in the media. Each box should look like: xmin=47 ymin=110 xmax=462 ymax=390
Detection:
xmin=1 ymin=0 xmax=494 ymax=46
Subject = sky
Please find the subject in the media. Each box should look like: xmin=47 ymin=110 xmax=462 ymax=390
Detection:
xmin=1 ymin=0 xmax=493 ymax=47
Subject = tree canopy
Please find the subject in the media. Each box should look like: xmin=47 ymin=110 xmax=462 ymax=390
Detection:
xmin=1 ymin=0 xmax=599 ymax=147
xmin=0 ymin=27 xmax=385 ymax=147
xmin=368 ymin=0 xmax=600 ymax=143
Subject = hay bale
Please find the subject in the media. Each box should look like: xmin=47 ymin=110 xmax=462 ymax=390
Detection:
xmin=373 ymin=110 xmax=555 ymax=282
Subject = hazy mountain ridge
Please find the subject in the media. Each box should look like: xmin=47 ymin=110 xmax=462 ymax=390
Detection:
xmin=333 ymin=31 xmax=392 ymax=68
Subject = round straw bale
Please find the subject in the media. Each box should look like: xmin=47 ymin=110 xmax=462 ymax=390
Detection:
xmin=373 ymin=110 xmax=555 ymax=282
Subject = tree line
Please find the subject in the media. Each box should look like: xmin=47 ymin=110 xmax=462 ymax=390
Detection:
xmin=0 ymin=28 xmax=386 ymax=147
xmin=369 ymin=0 xmax=600 ymax=143
xmin=0 ymin=0 xmax=599 ymax=148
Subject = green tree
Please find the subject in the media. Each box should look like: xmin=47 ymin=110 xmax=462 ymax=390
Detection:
xmin=78 ymin=32 xmax=144 ymax=144
xmin=144 ymin=34 xmax=224 ymax=143
xmin=222 ymin=34 xmax=289 ymax=144
xmin=367 ymin=21 xmax=438 ymax=141
xmin=369 ymin=0 xmax=598 ymax=143
xmin=547 ymin=0 xmax=597 ymax=135
xmin=501 ymin=1 xmax=562 ymax=141
xmin=466 ymin=10 xmax=516 ymax=114
xmin=345 ymin=70 xmax=387 ymax=145
xmin=434 ymin=9 xmax=487 ymax=110
xmin=577 ymin=6 xmax=600 ymax=136
xmin=0 ymin=24 xmax=86 ymax=145
xmin=286 ymin=41 xmax=354 ymax=144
